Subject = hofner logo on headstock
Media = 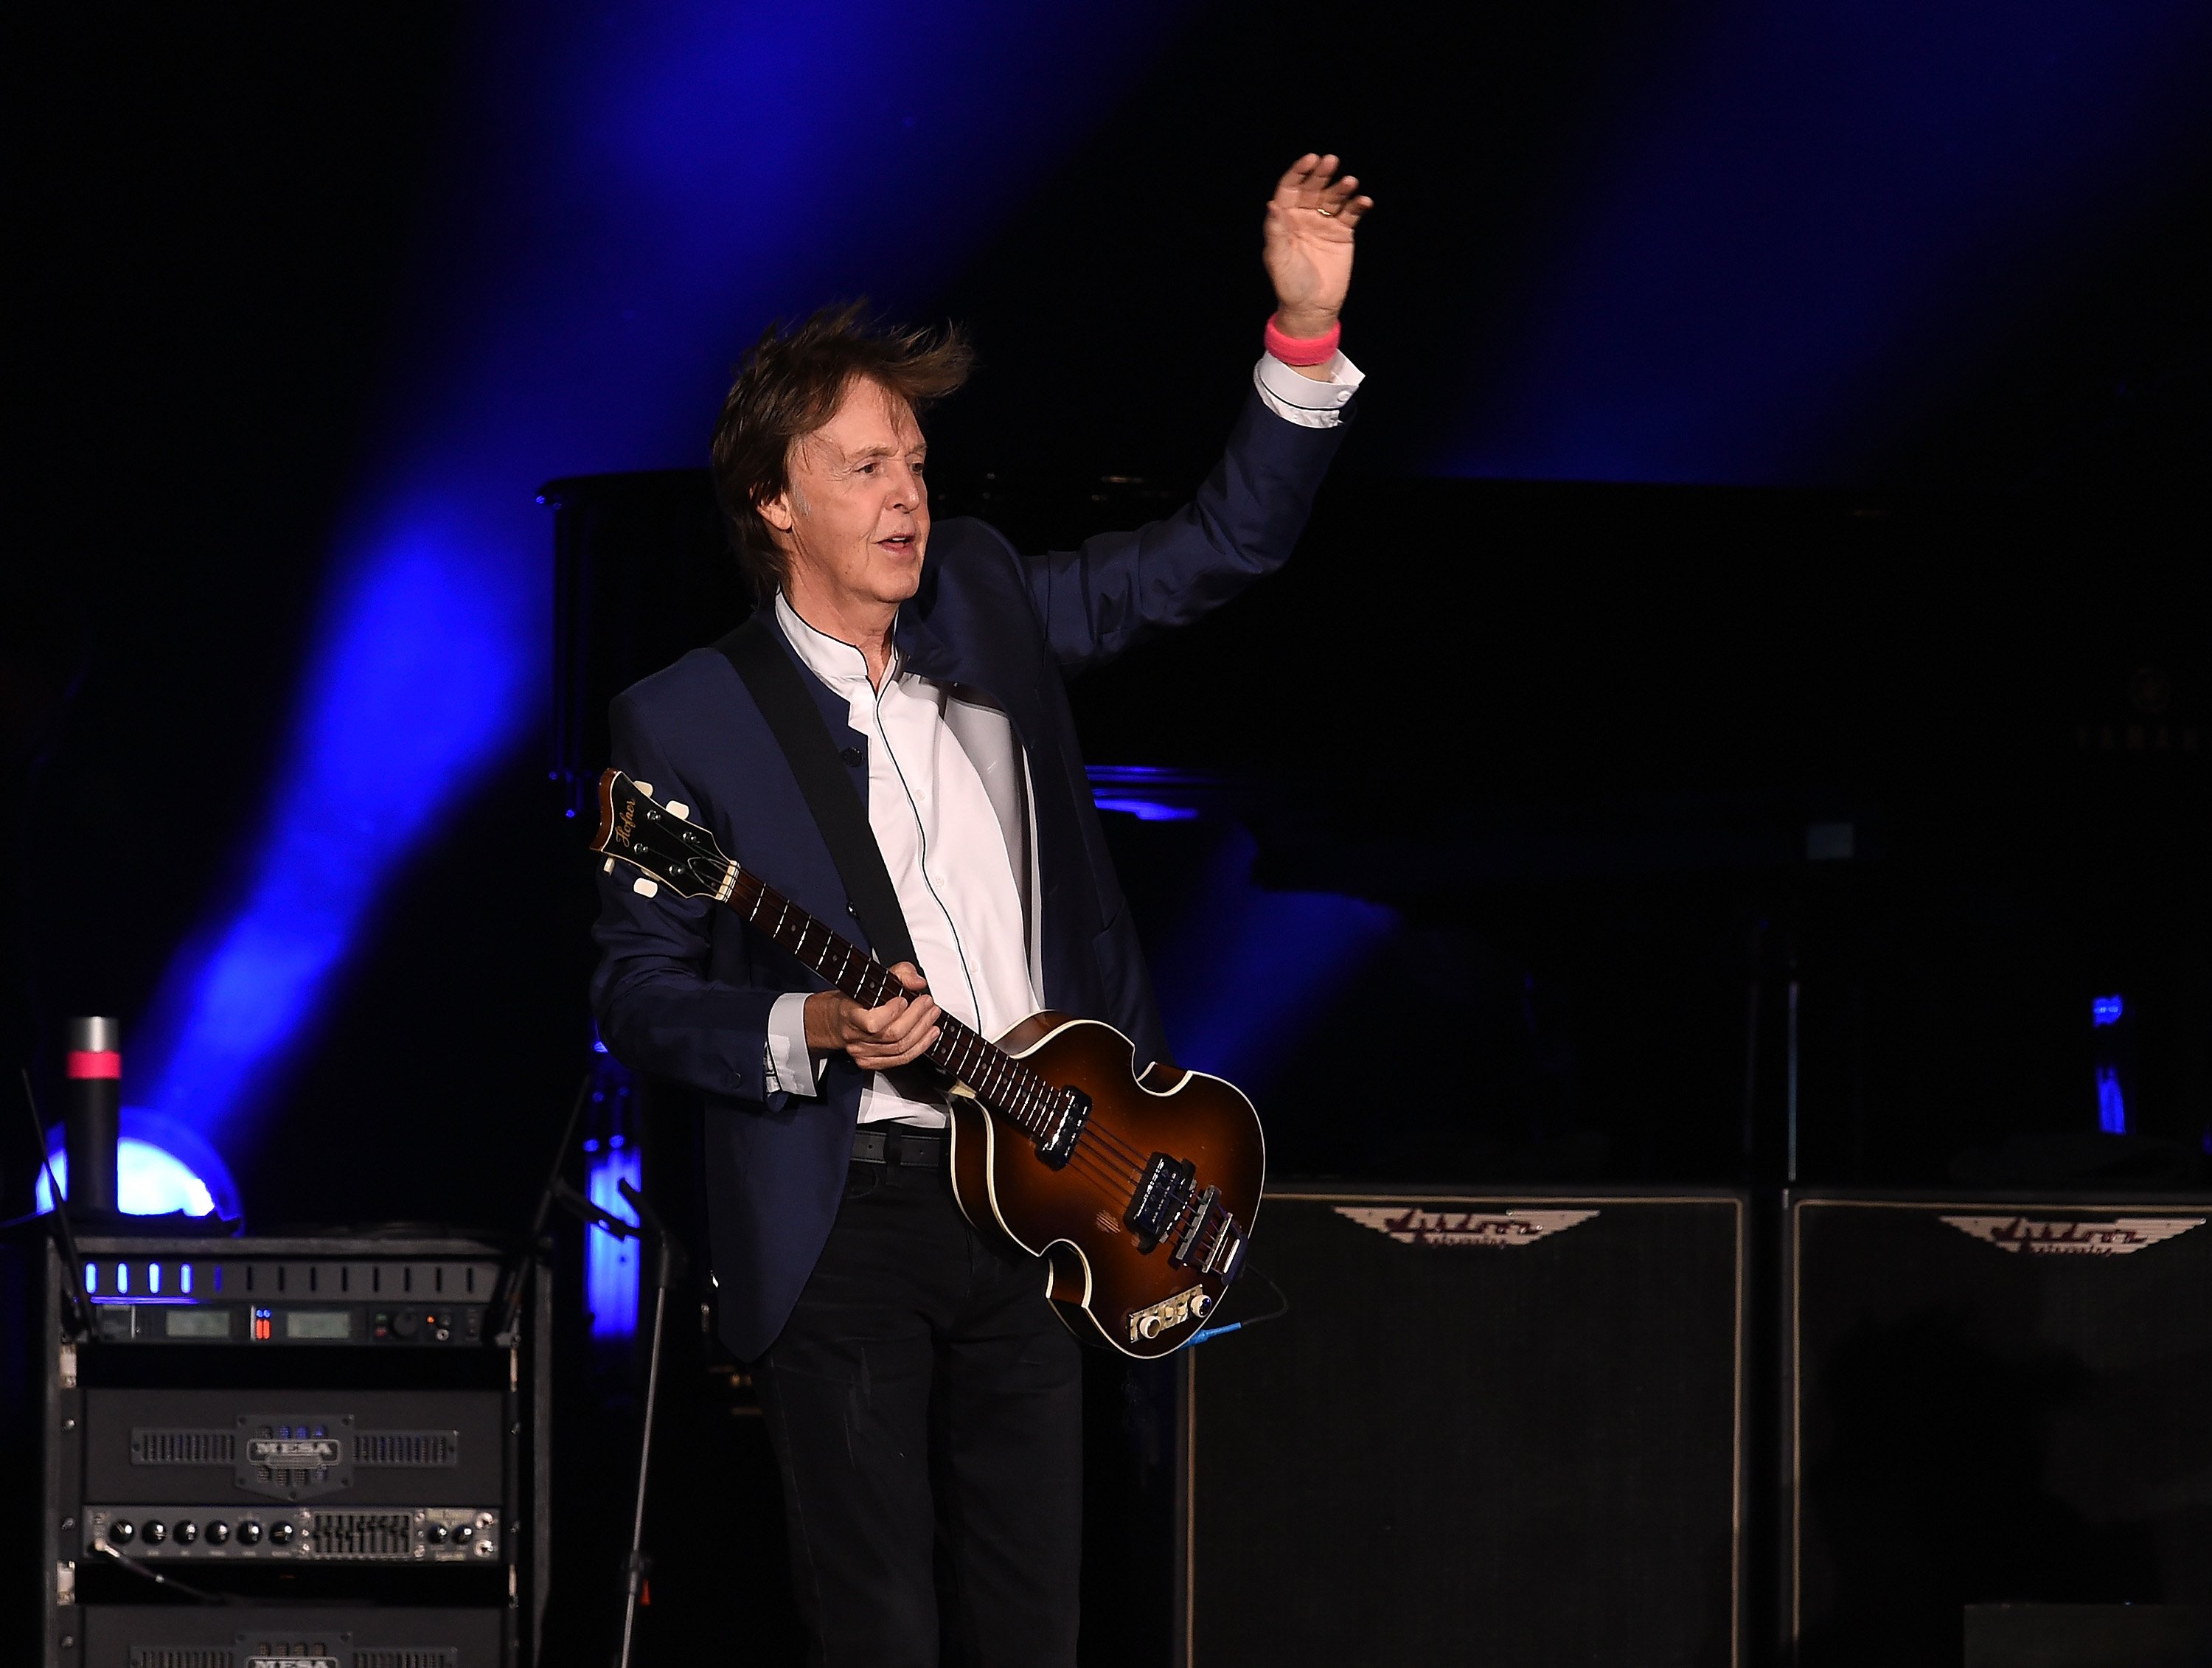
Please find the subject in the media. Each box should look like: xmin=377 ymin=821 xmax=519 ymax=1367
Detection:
xmin=1335 ymin=1206 xmax=1599 ymax=1246
xmin=1939 ymin=1214 xmax=2205 ymax=1256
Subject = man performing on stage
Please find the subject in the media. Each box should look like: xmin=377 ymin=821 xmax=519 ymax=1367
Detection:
xmin=589 ymin=153 xmax=1371 ymax=1665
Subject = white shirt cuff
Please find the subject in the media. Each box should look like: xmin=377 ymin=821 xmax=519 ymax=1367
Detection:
xmin=764 ymin=990 xmax=822 ymax=1099
xmin=1253 ymin=349 xmax=1364 ymax=428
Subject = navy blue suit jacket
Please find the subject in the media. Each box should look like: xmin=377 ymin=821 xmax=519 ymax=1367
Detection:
xmin=590 ymin=383 xmax=1347 ymax=1358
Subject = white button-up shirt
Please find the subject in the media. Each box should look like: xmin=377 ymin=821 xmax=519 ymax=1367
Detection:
xmin=764 ymin=349 xmax=1364 ymax=1124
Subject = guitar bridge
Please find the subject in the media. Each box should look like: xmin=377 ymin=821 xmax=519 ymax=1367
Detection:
xmin=1124 ymin=1153 xmax=1198 ymax=1254
xmin=1034 ymin=1086 xmax=1091 ymax=1170
xmin=1170 ymin=1186 xmax=1249 ymax=1284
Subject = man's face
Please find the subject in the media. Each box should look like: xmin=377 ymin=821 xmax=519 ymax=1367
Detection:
xmin=765 ymin=376 xmax=930 ymax=613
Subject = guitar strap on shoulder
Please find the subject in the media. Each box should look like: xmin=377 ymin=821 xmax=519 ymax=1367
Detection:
xmin=717 ymin=611 xmax=920 ymax=973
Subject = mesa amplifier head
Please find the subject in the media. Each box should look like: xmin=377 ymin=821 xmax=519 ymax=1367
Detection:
xmin=74 ymin=1604 xmax=503 ymax=1668
xmin=70 ymin=1389 xmax=506 ymax=1570
xmin=1785 ymin=1191 xmax=2212 ymax=1666
xmin=1178 ymin=1185 xmax=1747 ymax=1668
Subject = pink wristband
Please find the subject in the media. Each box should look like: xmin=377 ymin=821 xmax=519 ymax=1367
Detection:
xmin=1263 ymin=313 xmax=1340 ymax=367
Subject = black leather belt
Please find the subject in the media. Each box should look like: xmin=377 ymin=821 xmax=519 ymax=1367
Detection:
xmin=851 ymin=1124 xmax=945 ymax=1167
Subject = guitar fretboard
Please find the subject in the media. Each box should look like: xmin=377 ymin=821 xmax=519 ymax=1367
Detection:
xmin=723 ymin=861 xmax=1064 ymax=1135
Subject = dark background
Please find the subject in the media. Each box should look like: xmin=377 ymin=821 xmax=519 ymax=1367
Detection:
xmin=7 ymin=4 xmax=2205 ymax=1217
xmin=3 ymin=5 xmax=2208 ymax=1661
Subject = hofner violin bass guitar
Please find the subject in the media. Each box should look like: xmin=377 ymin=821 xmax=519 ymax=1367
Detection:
xmin=591 ymin=768 xmax=1260 ymax=1359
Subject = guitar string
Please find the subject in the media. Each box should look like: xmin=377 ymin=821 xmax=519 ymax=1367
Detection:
xmin=726 ymin=868 xmax=1161 ymax=1193
xmin=631 ymin=833 xmax=1242 ymax=1255
xmin=674 ymin=849 xmax=1240 ymax=1254
xmin=722 ymin=863 xmax=1233 ymax=1214
xmin=623 ymin=833 xmax=1242 ymax=1271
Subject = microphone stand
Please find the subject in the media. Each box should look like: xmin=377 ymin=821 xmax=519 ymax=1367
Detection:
xmin=548 ymin=1172 xmax=686 ymax=1668
xmin=21 ymin=1069 xmax=92 ymax=1341
xmin=489 ymin=1074 xmax=592 ymax=1349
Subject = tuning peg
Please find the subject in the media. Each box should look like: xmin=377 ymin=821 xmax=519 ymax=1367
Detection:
xmin=633 ymin=781 xmax=654 ymax=797
xmin=633 ymin=878 xmax=659 ymax=898
xmin=602 ymin=858 xmax=614 ymax=873
xmin=664 ymin=800 xmax=689 ymax=819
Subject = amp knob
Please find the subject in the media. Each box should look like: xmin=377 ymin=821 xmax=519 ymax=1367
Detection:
xmin=142 ymin=1521 xmax=167 ymax=1545
xmin=237 ymin=1520 xmax=263 ymax=1546
xmin=109 ymin=1521 xmax=134 ymax=1545
xmin=174 ymin=1521 xmax=199 ymax=1545
xmin=206 ymin=1521 xmax=232 ymax=1546
xmin=269 ymin=1521 xmax=296 ymax=1546
xmin=426 ymin=1523 xmax=449 ymax=1545
xmin=392 ymin=1307 xmax=421 ymax=1338
xmin=454 ymin=1523 xmax=475 ymax=1543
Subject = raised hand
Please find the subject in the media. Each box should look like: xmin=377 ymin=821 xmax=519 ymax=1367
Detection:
xmin=1262 ymin=153 xmax=1373 ymax=339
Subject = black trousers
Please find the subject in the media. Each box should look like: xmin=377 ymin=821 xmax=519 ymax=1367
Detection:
xmin=751 ymin=1153 xmax=1083 ymax=1668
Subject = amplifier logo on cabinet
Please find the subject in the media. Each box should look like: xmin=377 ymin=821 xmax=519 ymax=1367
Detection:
xmin=1335 ymin=1206 xmax=1599 ymax=1246
xmin=249 ymin=1436 xmax=344 ymax=1469
xmin=1938 ymin=1214 xmax=2205 ymax=1256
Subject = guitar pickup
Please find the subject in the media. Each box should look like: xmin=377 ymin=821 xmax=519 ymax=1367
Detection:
xmin=1034 ymin=1087 xmax=1091 ymax=1170
xmin=1124 ymin=1153 xmax=1197 ymax=1254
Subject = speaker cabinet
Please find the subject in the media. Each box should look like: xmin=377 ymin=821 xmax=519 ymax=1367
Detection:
xmin=1784 ymin=1191 xmax=2212 ymax=1666
xmin=1177 ymin=1186 xmax=1747 ymax=1667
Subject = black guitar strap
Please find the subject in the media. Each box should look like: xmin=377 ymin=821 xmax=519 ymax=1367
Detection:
xmin=716 ymin=611 xmax=919 ymax=972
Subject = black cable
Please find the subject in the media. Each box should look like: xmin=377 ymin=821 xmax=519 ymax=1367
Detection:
xmin=85 ymin=1543 xmax=230 ymax=1604
xmin=490 ymin=1071 xmax=593 ymax=1347
xmin=19 ymin=1068 xmax=91 ymax=1340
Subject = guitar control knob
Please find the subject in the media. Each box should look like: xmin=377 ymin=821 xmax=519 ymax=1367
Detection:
xmin=1191 ymin=1292 xmax=1211 ymax=1317
xmin=174 ymin=1520 xmax=199 ymax=1545
xmin=143 ymin=1520 xmax=167 ymax=1545
xmin=1137 ymin=1315 xmax=1162 ymax=1341
xmin=269 ymin=1521 xmax=296 ymax=1546
xmin=109 ymin=1521 xmax=134 ymax=1544
xmin=206 ymin=1521 xmax=231 ymax=1546
xmin=237 ymin=1520 xmax=263 ymax=1545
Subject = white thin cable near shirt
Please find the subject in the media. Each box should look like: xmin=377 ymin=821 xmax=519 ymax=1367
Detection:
xmin=763 ymin=592 xmax=1039 ymax=1127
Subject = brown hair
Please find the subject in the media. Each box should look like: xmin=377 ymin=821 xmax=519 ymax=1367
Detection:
xmin=709 ymin=301 xmax=973 ymax=600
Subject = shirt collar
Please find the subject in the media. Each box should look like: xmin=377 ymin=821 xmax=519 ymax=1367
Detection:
xmin=773 ymin=591 xmax=901 ymax=695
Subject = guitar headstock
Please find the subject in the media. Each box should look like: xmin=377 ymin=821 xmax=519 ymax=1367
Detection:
xmin=592 ymin=768 xmax=739 ymax=900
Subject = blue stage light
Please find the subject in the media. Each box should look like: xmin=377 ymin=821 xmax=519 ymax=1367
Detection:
xmin=36 ymin=1109 xmax=240 ymax=1218
xmin=1093 ymin=797 xmax=1202 ymax=822
xmin=132 ymin=0 xmax=1190 ymax=1141
xmin=2096 ymin=1066 xmax=2128 ymax=1135
xmin=2092 ymin=995 xmax=2124 ymax=1026
xmin=1090 ymin=765 xmax=1211 ymax=822
xmin=585 ymin=1141 xmax=643 ymax=1341
xmin=1147 ymin=825 xmax=1397 ymax=1088
xmin=1441 ymin=0 xmax=2212 ymax=481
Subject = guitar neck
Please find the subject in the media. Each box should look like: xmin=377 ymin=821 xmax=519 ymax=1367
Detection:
xmin=719 ymin=862 xmax=1058 ymax=1130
